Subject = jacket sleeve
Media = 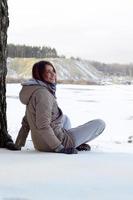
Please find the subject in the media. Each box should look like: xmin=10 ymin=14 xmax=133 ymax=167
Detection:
xmin=34 ymin=90 xmax=62 ymax=150
xmin=15 ymin=115 xmax=30 ymax=148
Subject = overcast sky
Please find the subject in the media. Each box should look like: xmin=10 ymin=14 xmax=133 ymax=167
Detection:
xmin=8 ymin=0 xmax=133 ymax=63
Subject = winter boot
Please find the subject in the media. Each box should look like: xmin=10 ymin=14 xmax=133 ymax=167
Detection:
xmin=76 ymin=143 xmax=91 ymax=151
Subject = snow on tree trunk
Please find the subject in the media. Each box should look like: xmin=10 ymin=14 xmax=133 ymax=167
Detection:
xmin=0 ymin=0 xmax=12 ymax=147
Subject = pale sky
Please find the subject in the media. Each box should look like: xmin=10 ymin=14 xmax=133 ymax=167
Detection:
xmin=8 ymin=0 xmax=133 ymax=63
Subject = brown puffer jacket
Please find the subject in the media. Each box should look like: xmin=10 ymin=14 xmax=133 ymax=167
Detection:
xmin=19 ymin=84 xmax=74 ymax=152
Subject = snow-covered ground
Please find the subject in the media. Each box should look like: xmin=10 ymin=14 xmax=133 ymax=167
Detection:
xmin=0 ymin=84 xmax=133 ymax=200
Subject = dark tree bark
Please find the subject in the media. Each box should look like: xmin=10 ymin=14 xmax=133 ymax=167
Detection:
xmin=0 ymin=0 xmax=13 ymax=147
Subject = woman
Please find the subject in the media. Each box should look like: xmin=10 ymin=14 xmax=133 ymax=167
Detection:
xmin=15 ymin=61 xmax=105 ymax=154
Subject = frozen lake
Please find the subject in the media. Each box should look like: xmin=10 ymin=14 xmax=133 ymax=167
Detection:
xmin=1 ymin=83 xmax=133 ymax=200
xmin=6 ymin=83 xmax=133 ymax=153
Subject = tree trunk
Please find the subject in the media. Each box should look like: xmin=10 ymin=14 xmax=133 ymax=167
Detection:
xmin=0 ymin=0 xmax=13 ymax=147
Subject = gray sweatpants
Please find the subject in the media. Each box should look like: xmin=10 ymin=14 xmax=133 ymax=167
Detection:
xmin=62 ymin=115 xmax=105 ymax=148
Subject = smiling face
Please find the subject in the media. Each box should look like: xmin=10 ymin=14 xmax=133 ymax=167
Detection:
xmin=42 ymin=64 xmax=56 ymax=83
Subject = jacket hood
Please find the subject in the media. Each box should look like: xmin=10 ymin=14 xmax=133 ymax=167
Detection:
xmin=19 ymin=79 xmax=46 ymax=105
xmin=19 ymin=85 xmax=43 ymax=105
xmin=19 ymin=79 xmax=56 ymax=105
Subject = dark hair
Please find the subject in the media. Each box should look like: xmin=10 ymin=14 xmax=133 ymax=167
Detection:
xmin=32 ymin=60 xmax=56 ymax=82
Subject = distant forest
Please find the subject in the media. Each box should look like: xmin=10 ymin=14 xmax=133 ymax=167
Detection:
xmin=7 ymin=44 xmax=59 ymax=58
xmin=90 ymin=61 xmax=133 ymax=77
xmin=7 ymin=44 xmax=133 ymax=77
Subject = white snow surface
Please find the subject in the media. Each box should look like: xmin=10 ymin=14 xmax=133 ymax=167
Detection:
xmin=0 ymin=84 xmax=133 ymax=200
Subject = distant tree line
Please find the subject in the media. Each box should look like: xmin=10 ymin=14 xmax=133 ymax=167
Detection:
xmin=7 ymin=44 xmax=59 ymax=58
xmin=90 ymin=61 xmax=133 ymax=77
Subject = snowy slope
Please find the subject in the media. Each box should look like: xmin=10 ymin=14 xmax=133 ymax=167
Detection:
xmin=7 ymin=57 xmax=104 ymax=83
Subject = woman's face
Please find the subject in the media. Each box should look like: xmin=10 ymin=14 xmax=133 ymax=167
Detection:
xmin=42 ymin=64 xmax=56 ymax=83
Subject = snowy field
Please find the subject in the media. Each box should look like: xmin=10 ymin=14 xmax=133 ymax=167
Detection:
xmin=6 ymin=83 xmax=133 ymax=152
xmin=0 ymin=84 xmax=133 ymax=200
